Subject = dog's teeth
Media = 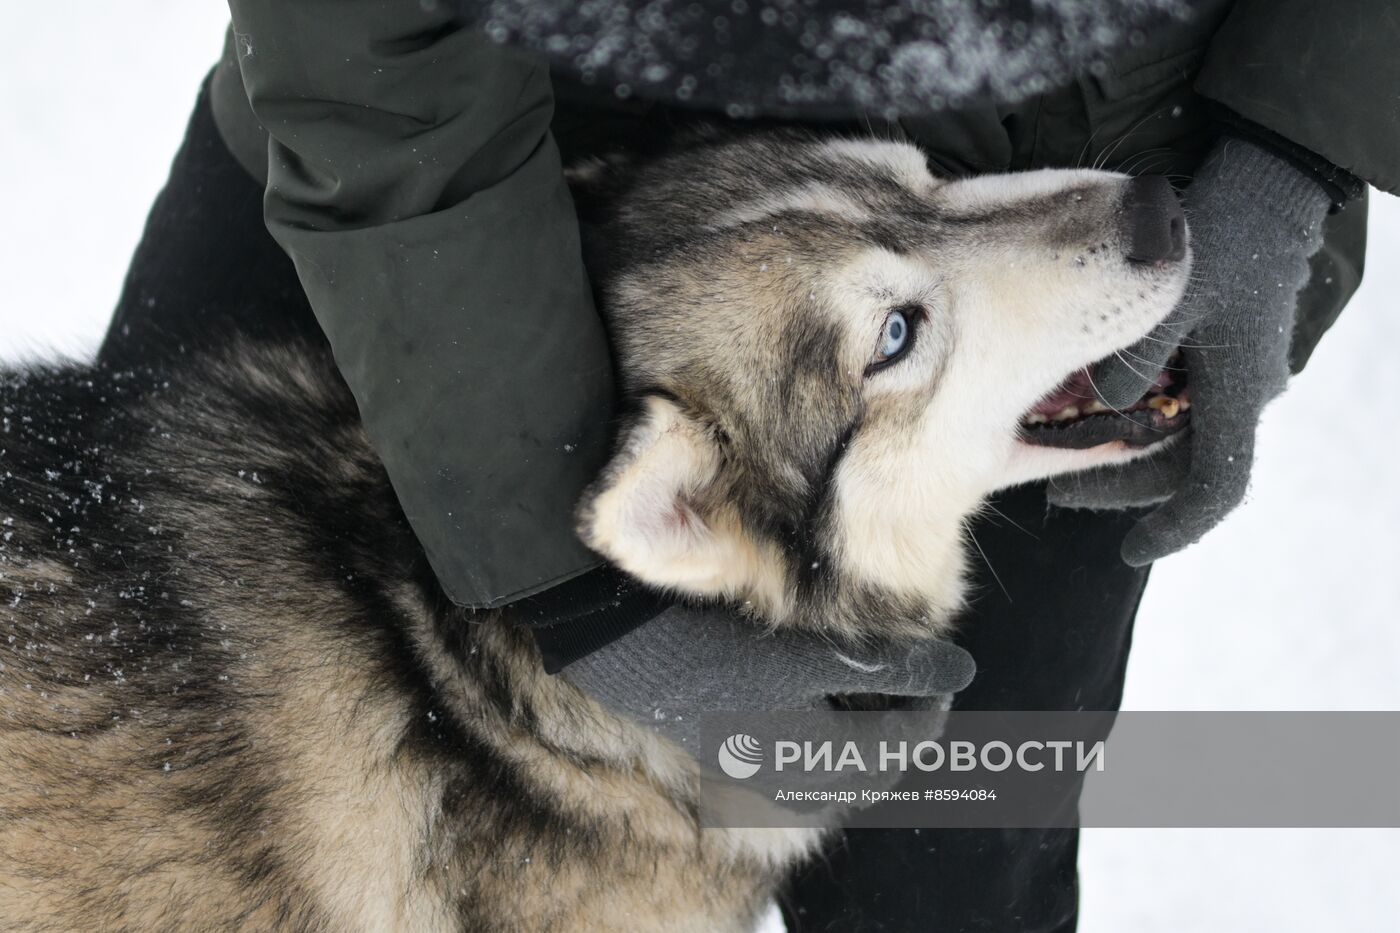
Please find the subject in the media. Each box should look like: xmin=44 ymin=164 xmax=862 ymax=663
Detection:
xmin=1025 ymin=413 xmax=1049 ymax=425
xmin=1083 ymin=400 xmax=1108 ymax=414
xmin=1148 ymin=397 xmax=1181 ymax=418
xmin=1178 ymin=398 xmax=1192 ymax=411
xmin=1052 ymin=406 xmax=1080 ymax=422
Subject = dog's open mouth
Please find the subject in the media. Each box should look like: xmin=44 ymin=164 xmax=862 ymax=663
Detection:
xmin=1019 ymin=351 xmax=1190 ymax=449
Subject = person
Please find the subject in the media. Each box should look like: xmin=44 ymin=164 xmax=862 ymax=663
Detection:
xmin=98 ymin=1 xmax=1396 ymax=929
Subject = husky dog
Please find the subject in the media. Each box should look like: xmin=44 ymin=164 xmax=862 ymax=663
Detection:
xmin=0 ymin=131 xmax=1189 ymax=931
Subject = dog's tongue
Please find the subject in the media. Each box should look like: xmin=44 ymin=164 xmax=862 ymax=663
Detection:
xmin=1028 ymin=370 xmax=1096 ymax=416
xmin=1029 ymin=364 xmax=1175 ymax=415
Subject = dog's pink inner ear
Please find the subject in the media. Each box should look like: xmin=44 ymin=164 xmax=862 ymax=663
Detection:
xmin=664 ymin=500 xmax=700 ymax=533
xmin=575 ymin=396 xmax=727 ymax=591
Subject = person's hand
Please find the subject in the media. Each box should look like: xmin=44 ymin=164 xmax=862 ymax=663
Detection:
xmin=564 ymin=604 xmax=975 ymax=755
xmin=1049 ymin=139 xmax=1332 ymax=565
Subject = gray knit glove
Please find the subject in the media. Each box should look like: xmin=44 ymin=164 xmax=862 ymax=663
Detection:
xmin=565 ymin=604 xmax=976 ymax=755
xmin=1049 ymin=140 xmax=1331 ymax=566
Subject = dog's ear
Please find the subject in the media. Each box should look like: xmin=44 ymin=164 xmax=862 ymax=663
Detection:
xmin=562 ymin=156 xmax=619 ymax=191
xmin=576 ymin=395 xmax=740 ymax=595
xmin=563 ymin=154 xmax=631 ymax=223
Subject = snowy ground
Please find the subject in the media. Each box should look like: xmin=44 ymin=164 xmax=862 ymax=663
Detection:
xmin=2 ymin=5 xmax=1396 ymax=932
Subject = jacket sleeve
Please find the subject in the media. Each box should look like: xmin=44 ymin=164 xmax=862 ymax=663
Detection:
xmin=225 ymin=0 xmax=612 ymax=608
xmin=1194 ymin=0 xmax=1400 ymax=195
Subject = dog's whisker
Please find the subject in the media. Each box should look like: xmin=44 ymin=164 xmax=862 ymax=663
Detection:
xmin=981 ymin=503 xmax=1041 ymax=541
xmin=1081 ymin=366 xmax=1147 ymax=426
xmin=1117 ymin=147 xmax=1174 ymax=176
xmin=1075 ymin=121 xmax=1113 ymax=170
xmin=1093 ymin=108 xmax=1168 ymax=171
xmin=964 ymin=523 xmax=1011 ymax=603
xmin=1109 ymin=348 xmax=1155 ymax=383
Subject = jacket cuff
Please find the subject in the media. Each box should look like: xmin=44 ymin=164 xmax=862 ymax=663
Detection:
xmin=513 ymin=565 xmax=672 ymax=673
xmin=1211 ymin=105 xmax=1366 ymax=211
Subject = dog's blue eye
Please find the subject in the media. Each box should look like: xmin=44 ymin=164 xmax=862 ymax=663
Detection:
xmin=874 ymin=310 xmax=912 ymax=364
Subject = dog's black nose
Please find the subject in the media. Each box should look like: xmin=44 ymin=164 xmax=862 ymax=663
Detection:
xmin=1121 ymin=175 xmax=1186 ymax=264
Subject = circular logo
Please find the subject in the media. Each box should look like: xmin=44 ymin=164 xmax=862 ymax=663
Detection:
xmin=717 ymin=733 xmax=764 ymax=779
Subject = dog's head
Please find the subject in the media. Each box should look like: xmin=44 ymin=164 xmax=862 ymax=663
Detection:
xmin=571 ymin=131 xmax=1190 ymax=639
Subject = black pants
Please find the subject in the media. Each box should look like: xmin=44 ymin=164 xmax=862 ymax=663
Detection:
xmin=104 ymin=81 xmax=1152 ymax=933
xmin=100 ymin=83 xmax=324 ymax=368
